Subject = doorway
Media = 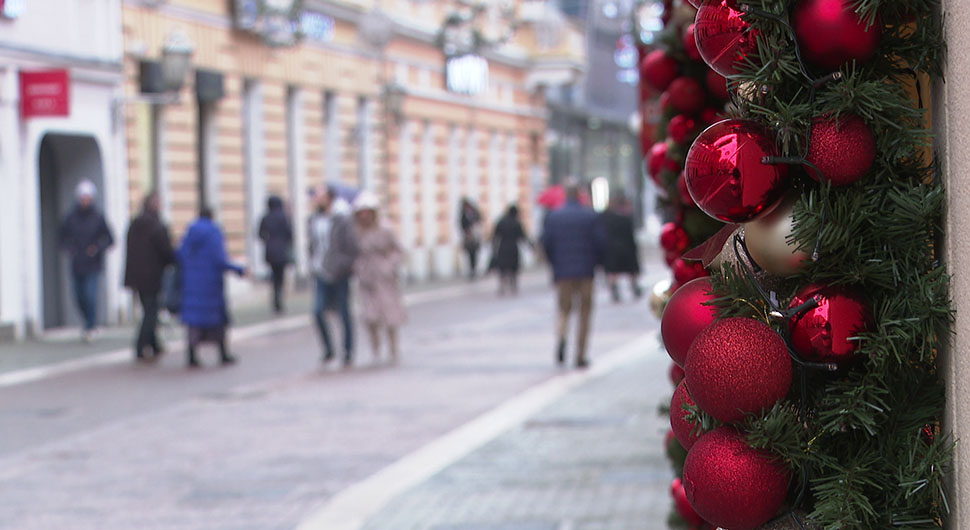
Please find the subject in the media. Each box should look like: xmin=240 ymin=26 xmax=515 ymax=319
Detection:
xmin=38 ymin=133 xmax=107 ymax=330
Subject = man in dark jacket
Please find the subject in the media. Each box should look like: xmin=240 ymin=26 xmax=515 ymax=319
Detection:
xmin=541 ymin=181 xmax=607 ymax=369
xmin=258 ymin=195 xmax=293 ymax=314
xmin=308 ymin=186 xmax=358 ymax=366
xmin=124 ymin=192 xmax=175 ymax=360
xmin=60 ymin=180 xmax=114 ymax=342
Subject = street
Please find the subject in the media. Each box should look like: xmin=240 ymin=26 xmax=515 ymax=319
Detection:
xmin=0 ymin=271 xmax=672 ymax=530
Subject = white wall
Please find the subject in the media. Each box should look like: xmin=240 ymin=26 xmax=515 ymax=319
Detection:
xmin=0 ymin=0 xmax=122 ymax=62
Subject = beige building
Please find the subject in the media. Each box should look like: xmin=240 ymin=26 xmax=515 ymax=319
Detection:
xmin=121 ymin=0 xmax=585 ymax=285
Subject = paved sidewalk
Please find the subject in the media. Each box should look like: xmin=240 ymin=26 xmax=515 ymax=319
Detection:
xmin=358 ymin=344 xmax=673 ymax=530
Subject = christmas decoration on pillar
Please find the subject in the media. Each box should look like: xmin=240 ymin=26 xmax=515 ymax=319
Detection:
xmin=805 ymin=114 xmax=877 ymax=186
xmin=667 ymin=76 xmax=707 ymax=115
xmin=792 ymin=0 xmax=881 ymax=71
xmin=743 ymin=195 xmax=810 ymax=277
xmin=661 ymin=277 xmax=719 ymax=367
xmin=685 ymin=119 xmax=790 ymax=223
xmin=694 ymin=0 xmax=759 ymax=77
xmin=671 ymin=477 xmax=706 ymax=527
xmin=671 ymin=380 xmax=704 ymax=450
xmin=641 ymin=49 xmax=680 ymax=92
xmin=788 ymin=285 xmax=873 ymax=368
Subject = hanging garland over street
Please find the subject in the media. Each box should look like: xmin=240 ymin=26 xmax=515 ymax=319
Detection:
xmin=641 ymin=0 xmax=952 ymax=528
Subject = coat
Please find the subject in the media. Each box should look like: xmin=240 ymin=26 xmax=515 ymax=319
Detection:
xmin=599 ymin=209 xmax=640 ymax=274
xmin=541 ymin=201 xmax=607 ymax=281
xmin=124 ymin=210 xmax=176 ymax=294
xmin=355 ymin=226 xmax=407 ymax=327
xmin=258 ymin=196 xmax=293 ymax=266
xmin=60 ymin=205 xmax=114 ymax=276
xmin=177 ymin=218 xmax=244 ymax=328
xmin=492 ymin=214 xmax=528 ymax=273
xmin=308 ymin=211 xmax=358 ymax=281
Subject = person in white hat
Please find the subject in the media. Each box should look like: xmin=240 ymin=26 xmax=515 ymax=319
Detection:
xmin=60 ymin=179 xmax=114 ymax=342
xmin=352 ymin=191 xmax=407 ymax=363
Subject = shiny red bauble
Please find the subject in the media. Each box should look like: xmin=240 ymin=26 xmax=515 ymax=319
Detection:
xmin=672 ymin=477 xmax=706 ymax=527
xmin=661 ymin=277 xmax=719 ymax=366
xmin=683 ymin=427 xmax=791 ymax=530
xmin=685 ymin=317 xmax=792 ymax=423
xmin=792 ymin=0 xmax=881 ymax=71
xmin=667 ymin=77 xmax=707 ymax=115
xmin=685 ymin=119 xmax=790 ymax=223
xmin=670 ymin=362 xmax=686 ymax=385
xmin=806 ymin=114 xmax=877 ymax=186
xmin=641 ymin=49 xmax=680 ymax=92
xmin=684 ymin=24 xmax=703 ymax=61
xmin=788 ymin=284 xmax=873 ymax=367
xmin=671 ymin=380 xmax=703 ymax=450
xmin=706 ymin=69 xmax=730 ymax=101
xmin=678 ymin=172 xmax=696 ymax=207
xmin=673 ymin=258 xmax=709 ymax=285
xmin=648 ymin=142 xmax=680 ymax=184
xmin=695 ymin=0 xmax=759 ymax=77
xmin=661 ymin=222 xmax=690 ymax=253
xmin=669 ymin=114 xmax=699 ymax=145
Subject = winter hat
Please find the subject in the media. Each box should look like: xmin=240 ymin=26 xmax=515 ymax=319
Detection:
xmin=353 ymin=191 xmax=380 ymax=213
xmin=76 ymin=180 xmax=97 ymax=200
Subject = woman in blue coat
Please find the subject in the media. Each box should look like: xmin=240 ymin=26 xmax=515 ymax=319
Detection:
xmin=178 ymin=207 xmax=246 ymax=367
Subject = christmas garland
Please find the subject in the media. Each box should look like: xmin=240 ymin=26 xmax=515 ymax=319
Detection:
xmin=644 ymin=0 xmax=951 ymax=528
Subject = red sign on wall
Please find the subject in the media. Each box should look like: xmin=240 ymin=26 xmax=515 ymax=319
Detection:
xmin=20 ymin=70 xmax=70 ymax=119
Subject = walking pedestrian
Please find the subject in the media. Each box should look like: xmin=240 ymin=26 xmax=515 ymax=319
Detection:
xmin=308 ymin=185 xmax=358 ymax=366
xmin=459 ymin=198 xmax=482 ymax=280
xmin=123 ymin=192 xmax=175 ymax=360
xmin=352 ymin=191 xmax=407 ymax=363
xmin=258 ymin=195 xmax=293 ymax=314
xmin=540 ymin=181 xmax=607 ymax=369
xmin=59 ymin=180 xmax=114 ymax=342
xmin=600 ymin=194 xmax=642 ymax=302
xmin=177 ymin=207 xmax=246 ymax=368
xmin=491 ymin=205 xmax=531 ymax=296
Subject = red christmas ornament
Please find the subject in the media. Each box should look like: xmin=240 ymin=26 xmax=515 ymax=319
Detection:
xmin=666 ymin=249 xmax=683 ymax=267
xmin=671 ymin=380 xmax=703 ymax=450
xmin=641 ymin=49 xmax=680 ymax=92
xmin=673 ymin=258 xmax=708 ymax=285
xmin=660 ymin=222 xmax=690 ymax=253
xmin=665 ymin=429 xmax=677 ymax=451
xmin=700 ymin=107 xmax=722 ymax=126
xmin=685 ymin=317 xmax=792 ymax=423
xmin=669 ymin=114 xmax=699 ymax=145
xmin=684 ymin=24 xmax=702 ymax=61
xmin=683 ymin=427 xmax=791 ymax=530
xmin=677 ymin=172 xmax=696 ymax=207
xmin=788 ymin=284 xmax=873 ymax=367
xmin=793 ymin=0 xmax=881 ymax=71
xmin=706 ymin=69 xmax=730 ymax=101
xmin=668 ymin=77 xmax=707 ymax=115
xmin=671 ymin=362 xmax=687 ymax=385
xmin=660 ymin=90 xmax=674 ymax=112
xmin=640 ymin=128 xmax=655 ymax=160
xmin=685 ymin=119 xmax=790 ymax=223
xmin=648 ymin=142 xmax=681 ymax=185
xmin=695 ymin=0 xmax=759 ymax=77
xmin=672 ymin=478 xmax=706 ymax=527
xmin=661 ymin=277 xmax=719 ymax=366
xmin=806 ymin=114 xmax=876 ymax=186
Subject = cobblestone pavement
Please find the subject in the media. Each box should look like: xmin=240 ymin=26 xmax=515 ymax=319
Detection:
xmin=0 ymin=266 xmax=669 ymax=530
xmin=359 ymin=347 xmax=672 ymax=530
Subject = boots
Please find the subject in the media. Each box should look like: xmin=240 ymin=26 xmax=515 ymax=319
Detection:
xmin=219 ymin=341 xmax=237 ymax=365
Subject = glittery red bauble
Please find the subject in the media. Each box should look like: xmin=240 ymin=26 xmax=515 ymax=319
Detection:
xmin=661 ymin=277 xmax=719 ymax=366
xmin=685 ymin=119 xmax=790 ymax=223
xmin=671 ymin=362 xmax=687 ymax=385
xmin=673 ymin=258 xmax=709 ymax=285
xmin=668 ymin=77 xmax=707 ymax=115
xmin=793 ymin=0 xmax=881 ymax=71
xmin=788 ymin=284 xmax=873 ymax=367
xmin=695 ymin=0 xmax=759 ymax=77
xmin=671 ymin=380 xmax=703 ymax=450
xmin=683 ymin=427 xmax=791 ymax=530
xmin=684 ymin=24 xmax=703 ymax=61
xmin=685 ymin=317 xmax=792 ymax=423
xmin=669 ymin=114 xmax=699 ymax=145
xmin=641 ymin=49 xmax=680 ymax=92
xmin=640 ymin=127 xmax=655 ymax=160
xmin=648 ymin=142 xmax=681 ymax=184
xmin=672 ymin=478 xmax=706 ymax=527
xmin=661 ymin=222 xmax=690 ymax=253
xmin=805 ymin=114 xmax=876 ymax=186
xmin=678 ymin=172 xmax=696 ymax=207
xmin=706 ymin=70 xmax=730 ymax=101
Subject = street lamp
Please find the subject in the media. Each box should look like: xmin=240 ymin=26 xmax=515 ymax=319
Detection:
xmin=383 ymin=82 xmax=407 ymax=126
xmin=161 ymin=28 xmax=194 ymax=93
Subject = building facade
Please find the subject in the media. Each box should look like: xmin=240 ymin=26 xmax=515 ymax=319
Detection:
xmin=121 ymin=0 xmax=584 ymax=293
xmin=0 ymin=0 xmax=127 ymax=339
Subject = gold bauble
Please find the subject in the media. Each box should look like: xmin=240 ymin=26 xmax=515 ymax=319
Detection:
xmin=755 ymin=511 xmax=819 ymax=530
xmin=648 ymin=279 xmax=673 ymax=319
xmin=743 ymin=195 xmax=809 ymax=278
